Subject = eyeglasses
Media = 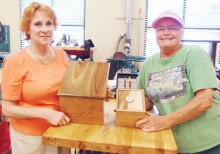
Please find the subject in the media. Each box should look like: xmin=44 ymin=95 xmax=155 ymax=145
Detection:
xmin=155 ymin=26 xmax=181 ymax=33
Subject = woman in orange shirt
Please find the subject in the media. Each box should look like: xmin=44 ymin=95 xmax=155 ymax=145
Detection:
xmin=1 ymin=2 xmax=70 ymax=154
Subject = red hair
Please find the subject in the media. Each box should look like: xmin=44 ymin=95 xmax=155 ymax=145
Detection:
xmin=20 ymin=2 xmax=58 ymax=40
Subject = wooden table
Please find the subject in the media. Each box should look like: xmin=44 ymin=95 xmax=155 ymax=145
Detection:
xmin=43 ymin=100 xmax=178 ymax=154
xmin=56 ymin=46 xmax=96 ymax=61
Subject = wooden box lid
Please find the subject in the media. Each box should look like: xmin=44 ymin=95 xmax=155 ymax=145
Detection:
xmin=116 ymin=89 xmax=145 ymax=111
xmin=58 ymin=61 xmax=109 ymax=99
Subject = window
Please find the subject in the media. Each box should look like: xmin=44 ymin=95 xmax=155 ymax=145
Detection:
xmin=19 ymin=0 xmax=85 ymax=48
xmin=144 ymin=0 xmax=220 ymax=66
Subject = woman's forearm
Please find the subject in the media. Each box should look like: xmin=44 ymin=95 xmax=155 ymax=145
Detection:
xmin=145 ymin=96 xmax=154 ymax=110
xmin=165 ymin=89 xmax=213 ymax=127
xmin=2 ymin=99 xmax=48 ymax=119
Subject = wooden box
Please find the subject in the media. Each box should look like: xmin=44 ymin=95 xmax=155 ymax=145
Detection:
xmin=58 ymin=61 xmax=109 ymax=125
xmin=116 ymin=89 xmax=146 ymax=127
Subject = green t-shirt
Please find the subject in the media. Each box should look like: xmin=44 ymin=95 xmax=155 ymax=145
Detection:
xmin=137 ymin=45 xmax=220 ymax=153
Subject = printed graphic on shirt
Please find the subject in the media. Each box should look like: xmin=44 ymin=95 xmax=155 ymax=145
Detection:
xmin=147 ymin=65 xmax=187 ymax=104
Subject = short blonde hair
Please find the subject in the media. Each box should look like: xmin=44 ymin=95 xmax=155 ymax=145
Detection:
xmin=20 ymin=2 xmax=58 ymax=40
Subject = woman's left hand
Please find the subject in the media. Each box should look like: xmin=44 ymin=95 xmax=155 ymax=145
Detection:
xmin=136 ymin=111 xmax=170 ymax=132
xmin=106 ymin=87 xmax=115 ymax=101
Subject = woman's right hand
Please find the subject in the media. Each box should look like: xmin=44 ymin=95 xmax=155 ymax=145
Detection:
xmin=2 ymin=100 xmax=71 ymax=126
xmin=40 ymin=108 xmax=71 ymax=126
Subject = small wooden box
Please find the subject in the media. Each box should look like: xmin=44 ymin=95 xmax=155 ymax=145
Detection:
xmin=58 ymin=61 xmax=109 ymax=125
xmin=116 ymin=89 xmax=146 ymax=127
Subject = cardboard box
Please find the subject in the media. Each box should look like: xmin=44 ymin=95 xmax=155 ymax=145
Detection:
xmin=116 ymin=89 xmax=145 ymax=127
xmin=58 ymin=61 xmax=109 ymax=124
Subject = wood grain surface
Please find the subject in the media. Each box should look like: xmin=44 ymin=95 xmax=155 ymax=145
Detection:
xmin=43 ymin=100 xmax=177 ymax=154
xmin=58 ymin=61 xmax=109 ymax=99
xmin=117 ymin=89 xmax=145 ymax=111
xmin=60 ymin=97 xmax=104 ymax=124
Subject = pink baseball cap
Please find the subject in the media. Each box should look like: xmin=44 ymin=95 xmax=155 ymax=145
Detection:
xmin=151 ymin=10 xmax=183 ymax=29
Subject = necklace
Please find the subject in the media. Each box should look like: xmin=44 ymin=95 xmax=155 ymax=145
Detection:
xmin=28 ymin=46 xmax=53 ymax=66
xmin=38 ymin=48 xmax=52 ymax=65
xmin=29 ymin=47 xmax=52 ymax=65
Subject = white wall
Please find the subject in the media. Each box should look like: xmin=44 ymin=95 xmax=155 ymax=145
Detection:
xmin=0 ymin=0 xmax=20 ymax=53
xmin=86 ymin=0 xmax=146 ymax=62
xmin=0 ymin=0 xmax=146 ymax=62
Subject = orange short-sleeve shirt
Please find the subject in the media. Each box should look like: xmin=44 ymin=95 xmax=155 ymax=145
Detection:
xmin=2 ymin=47 xmax=68 ymax=136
